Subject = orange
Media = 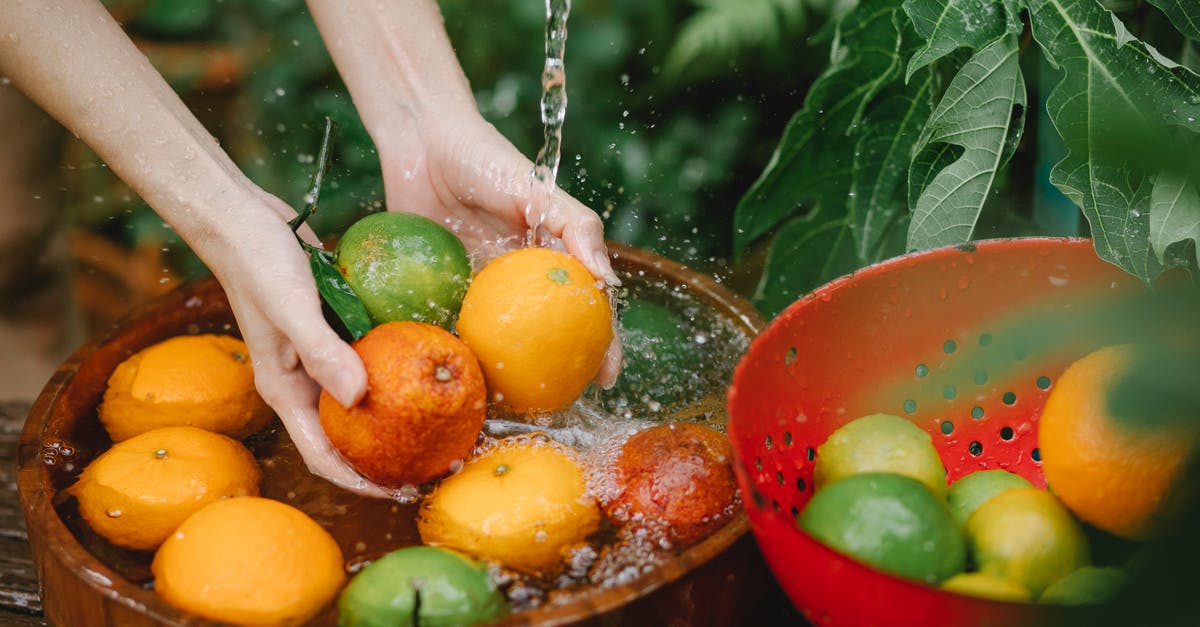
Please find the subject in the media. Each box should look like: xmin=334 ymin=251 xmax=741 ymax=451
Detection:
xmin=417 ymin=436 xmax=601 ymax=576
xmin=318 ymin=321 xmax=486 ymax=487
xmin=455 ymin=247 xmax=612 ymax=413
xmin=606 ymin=423 xmax=738 ymax=547
xmin=152 ymin=497 xmax=345 ymax=626
xmin=71 ymin=426 xmax=260 ymax=551
xmin=1038 ymin=344 xmax=1199 ymax=540
xmin=98 ymin=334 xmax=273 ymax=441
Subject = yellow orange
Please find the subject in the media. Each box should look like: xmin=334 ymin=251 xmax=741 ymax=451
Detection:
xmin=98 ymin=334 xmax=273 ymax=441
xmin=71 ymin=426 xmax=260 ymax=551
xmin=1039 ymin=344 xmax=1199 ymax=539
xmin=417 ymin=437 xmax=601 ymax=576
xmin=152 ymin=497 xmax=345 ymax=626
xmin=456 ymin=247 xmax=612 ymax=413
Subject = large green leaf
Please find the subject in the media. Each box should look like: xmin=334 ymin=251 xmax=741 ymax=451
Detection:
xmin=751 ymin=214 xmax=856 ymax=316
xmin=849 ymin=71 xmax=936 ymax=262
xmin=902 ymin=0 xmax=1021 ymax=79
xmin=1028 ymin=0 xmax=1200 ymax=283
xmin=732 ymin=1 xmax=907 ymax=258
xmin=907 ymin=35 xmax=1026 ymax=250
xmin=1148 ymin=0 xmax=1200 ymax=41
xmin=1150 ymin=173 xmax=1200 ymax=267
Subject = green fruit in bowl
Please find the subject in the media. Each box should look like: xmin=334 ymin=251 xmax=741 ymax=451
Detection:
xmin=602 ymin=298 xmax=699 ymax=406
xmin=338 ymin=546 xmax=508 ymax=627
xmin=813 ymin=413 xmax=948 ymax=498
xmin=947 ymin=469 xmax=1033 ymax=527
xmin=798 ymin=472 xmax=966 ymax=584
xmin=965 ymin=487 xmax=1091 ymax=597
xmin=334 ymin=212 xmax=472 ymax=329
xmin=1040 ymin=566 xmax=1129 ymax=605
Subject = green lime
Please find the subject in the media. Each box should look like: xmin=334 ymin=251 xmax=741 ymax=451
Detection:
xmin=1039 ymin=566 xmax=1129 ymax=605
xmin=602 ymin=298 xmax=699 ymax=406
xmin=947 ymin=470 xmax=1033 ymax=527
xmin=798 ymin=472 xmax=966 ymax=584
xmin=940 ymin=572 xmax=1032 ymax=602
xmin=334 ymin=212 xmax=471 ymax=329
xmin=966 ymin=487 xmax=1091 ymax=597
xmin=338 ymin=546 xmax=508 ymax=627
xmin=814 ymin=414 xmax=948 ymax=498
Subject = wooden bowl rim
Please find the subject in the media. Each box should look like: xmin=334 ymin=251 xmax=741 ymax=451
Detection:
xmin=18 ymin=241 xmax=767 ymax=626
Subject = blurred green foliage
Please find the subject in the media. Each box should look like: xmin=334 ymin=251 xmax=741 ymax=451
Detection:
xmin=84 ymin=0 xmax=833 ymax=284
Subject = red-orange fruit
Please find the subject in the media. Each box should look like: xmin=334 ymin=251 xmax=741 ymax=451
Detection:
xmin=318 ymin=321 xmax=486 ymax=487
xmin=605 ymin=423 xmax=738 ymax=547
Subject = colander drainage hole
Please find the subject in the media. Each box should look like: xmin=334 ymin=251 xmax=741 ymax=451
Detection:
xmin=915 ymin=363 xmax=929 ymax=378
xmin=968 ymin=441 xmax=983 ymax=456
xmin=903 ymin=399 xmax=918 ymax=414
xmin=1002 ymin=391 xmax=1017 ymax=405
xmin=943 ymin=386 xmax=958 ymax=400
xmin=755 ymin=457 xmax=763 ymax=471
xmin=979 ymin=333 xmax=993 ymax=347
xmin=940 ymin=421 xmax=954 ymax=435
xmin=765 ymin=435 xmax=773 ymax=450
xmin=771 ymin=499 xmax=781 ymax=512
xmin=784 ymin=431 xmax=793 ymax=446
xmin=785 ymin=346 xmax=797 ymax=365
xmin=806 ymin=447 xmax=816 ymax=461
xmin=1036 ymin=375 xmax=1052 ymax=390
xmin=1031 ymin=448 xmax=1041 ymax=462
xmin=943 ymin=339 xmax=958 ymax=354
xmin=1000 ymin=426 xmax=1014 ymax=440
xmin=796 ymin=477 xmax=807 ymax=492
xmin=971 ymin=406 xmax=985 ymax=419
xmin=776 ymin=471 xmax=786 ymax=486
xmin=974 ymin=370 xmax=989 ymax=385
xmin=791 ymin=504 xmax=800 ymax=519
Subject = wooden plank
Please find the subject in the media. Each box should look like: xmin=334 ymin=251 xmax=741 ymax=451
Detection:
xmin=1 ymin=401 xmax=44 ymax=621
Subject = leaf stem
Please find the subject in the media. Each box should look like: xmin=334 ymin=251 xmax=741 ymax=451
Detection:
xmin=288 ymin=116 xmax=336 ymax=233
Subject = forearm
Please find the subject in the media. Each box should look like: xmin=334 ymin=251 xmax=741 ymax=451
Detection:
xmin=0 ymin=0 xmax=259 ymax=251
xmin=306 ymin=0 xmax=477 ymax=144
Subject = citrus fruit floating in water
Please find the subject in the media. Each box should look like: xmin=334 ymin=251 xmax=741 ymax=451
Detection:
xmin=98 ymin=334 xmax=272 ymax=441
xmin=1039 ymin=565 xmax=1130 ymax=605
xmin=965 ymin=487 xmax=1090 ymax=597
xmin=605 ymin=422 xmax=737 ymax=547
xmin=1039 ymin=344 xmax=1199 ymax=540
xmin=418 ymin=436 xmax=601 ymax=576
xmin=333 ymin=211 xmax=472 ymax=329
xmin=947 ymin=469 xmax=1033 ymax=527
xmin=940 ymin=572 xmax=1032 ymax=603
xmin=813 ymin=413 xmax=948 ymax=498
xmin=455 ymin=247 xmax=612 ymax=413
xmin=318 ymin=321 xmax=486 ymax=488
xmin=71 ymin=426 xmax=260 ymax=551
xmin=338 ymin=546 xmax=508 ymax=627
xmin=602 ymin=298 xmax=699 ymax=407
xmin=798 ymin=472 xmax=965 ymax=584
xmin=152 ymin=497 xmax=345 ymax=626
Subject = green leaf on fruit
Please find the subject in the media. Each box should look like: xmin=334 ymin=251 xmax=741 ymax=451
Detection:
xmin=309 ymin=249 xmax=372 ymax=341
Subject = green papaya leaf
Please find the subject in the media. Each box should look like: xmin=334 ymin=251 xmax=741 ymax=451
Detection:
xmin=731 ymin=0 xmax=907 ymax=259
xmin=1150 ymin=173 xmax=1200 ymax=268
xmin=1028 ymin=0 xmax=1200 ymax=283
xmin=902 ymin=0 xmax=1021 ymax=80
xmin=309 ymin=250 xmax=372 ymax=341
xmin=907 ymin=34 xmax=1026 ymax=250
xmin=1147 ymin=0 xmax=1200 ymax=41
xmin=751 ymin=214 xmax=857 ymax=317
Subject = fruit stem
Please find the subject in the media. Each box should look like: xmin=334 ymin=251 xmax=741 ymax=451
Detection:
xmin=288 ymin=116 xmax=336 ymax=233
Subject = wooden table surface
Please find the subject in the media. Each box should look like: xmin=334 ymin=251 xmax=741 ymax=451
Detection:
xmin=1 ymin=401 xmax=49 ymax=626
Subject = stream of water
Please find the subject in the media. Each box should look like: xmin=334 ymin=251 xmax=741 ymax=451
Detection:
xmin=525 ymin=0 xmax=571 ymax=245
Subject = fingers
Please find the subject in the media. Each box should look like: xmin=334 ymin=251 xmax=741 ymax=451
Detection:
xmin=260 ymin=372 xmax=390 ymax=498
xmin=595 ymin=333 xmax=622 ymax=388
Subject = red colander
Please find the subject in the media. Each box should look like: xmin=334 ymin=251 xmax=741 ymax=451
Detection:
xmin=727 ymin=238 xmax=1153 ymax=627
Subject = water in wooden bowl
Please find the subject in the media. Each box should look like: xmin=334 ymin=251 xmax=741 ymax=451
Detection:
xmin=19 ymin=243 xmax=771 ymax=626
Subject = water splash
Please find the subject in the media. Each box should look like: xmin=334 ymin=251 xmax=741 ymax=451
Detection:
xmin=526 ymin=0 xmax=571 ymax=245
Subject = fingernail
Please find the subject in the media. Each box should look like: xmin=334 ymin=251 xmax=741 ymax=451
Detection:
xmin=334 ymin=370 xmax=364 ymax=407
xmin=593 ymin=251 xmax=621 ymax=286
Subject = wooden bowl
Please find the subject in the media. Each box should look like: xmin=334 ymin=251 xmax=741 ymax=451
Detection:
xmin=17 ymin=242 xmax=773 ymax=626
